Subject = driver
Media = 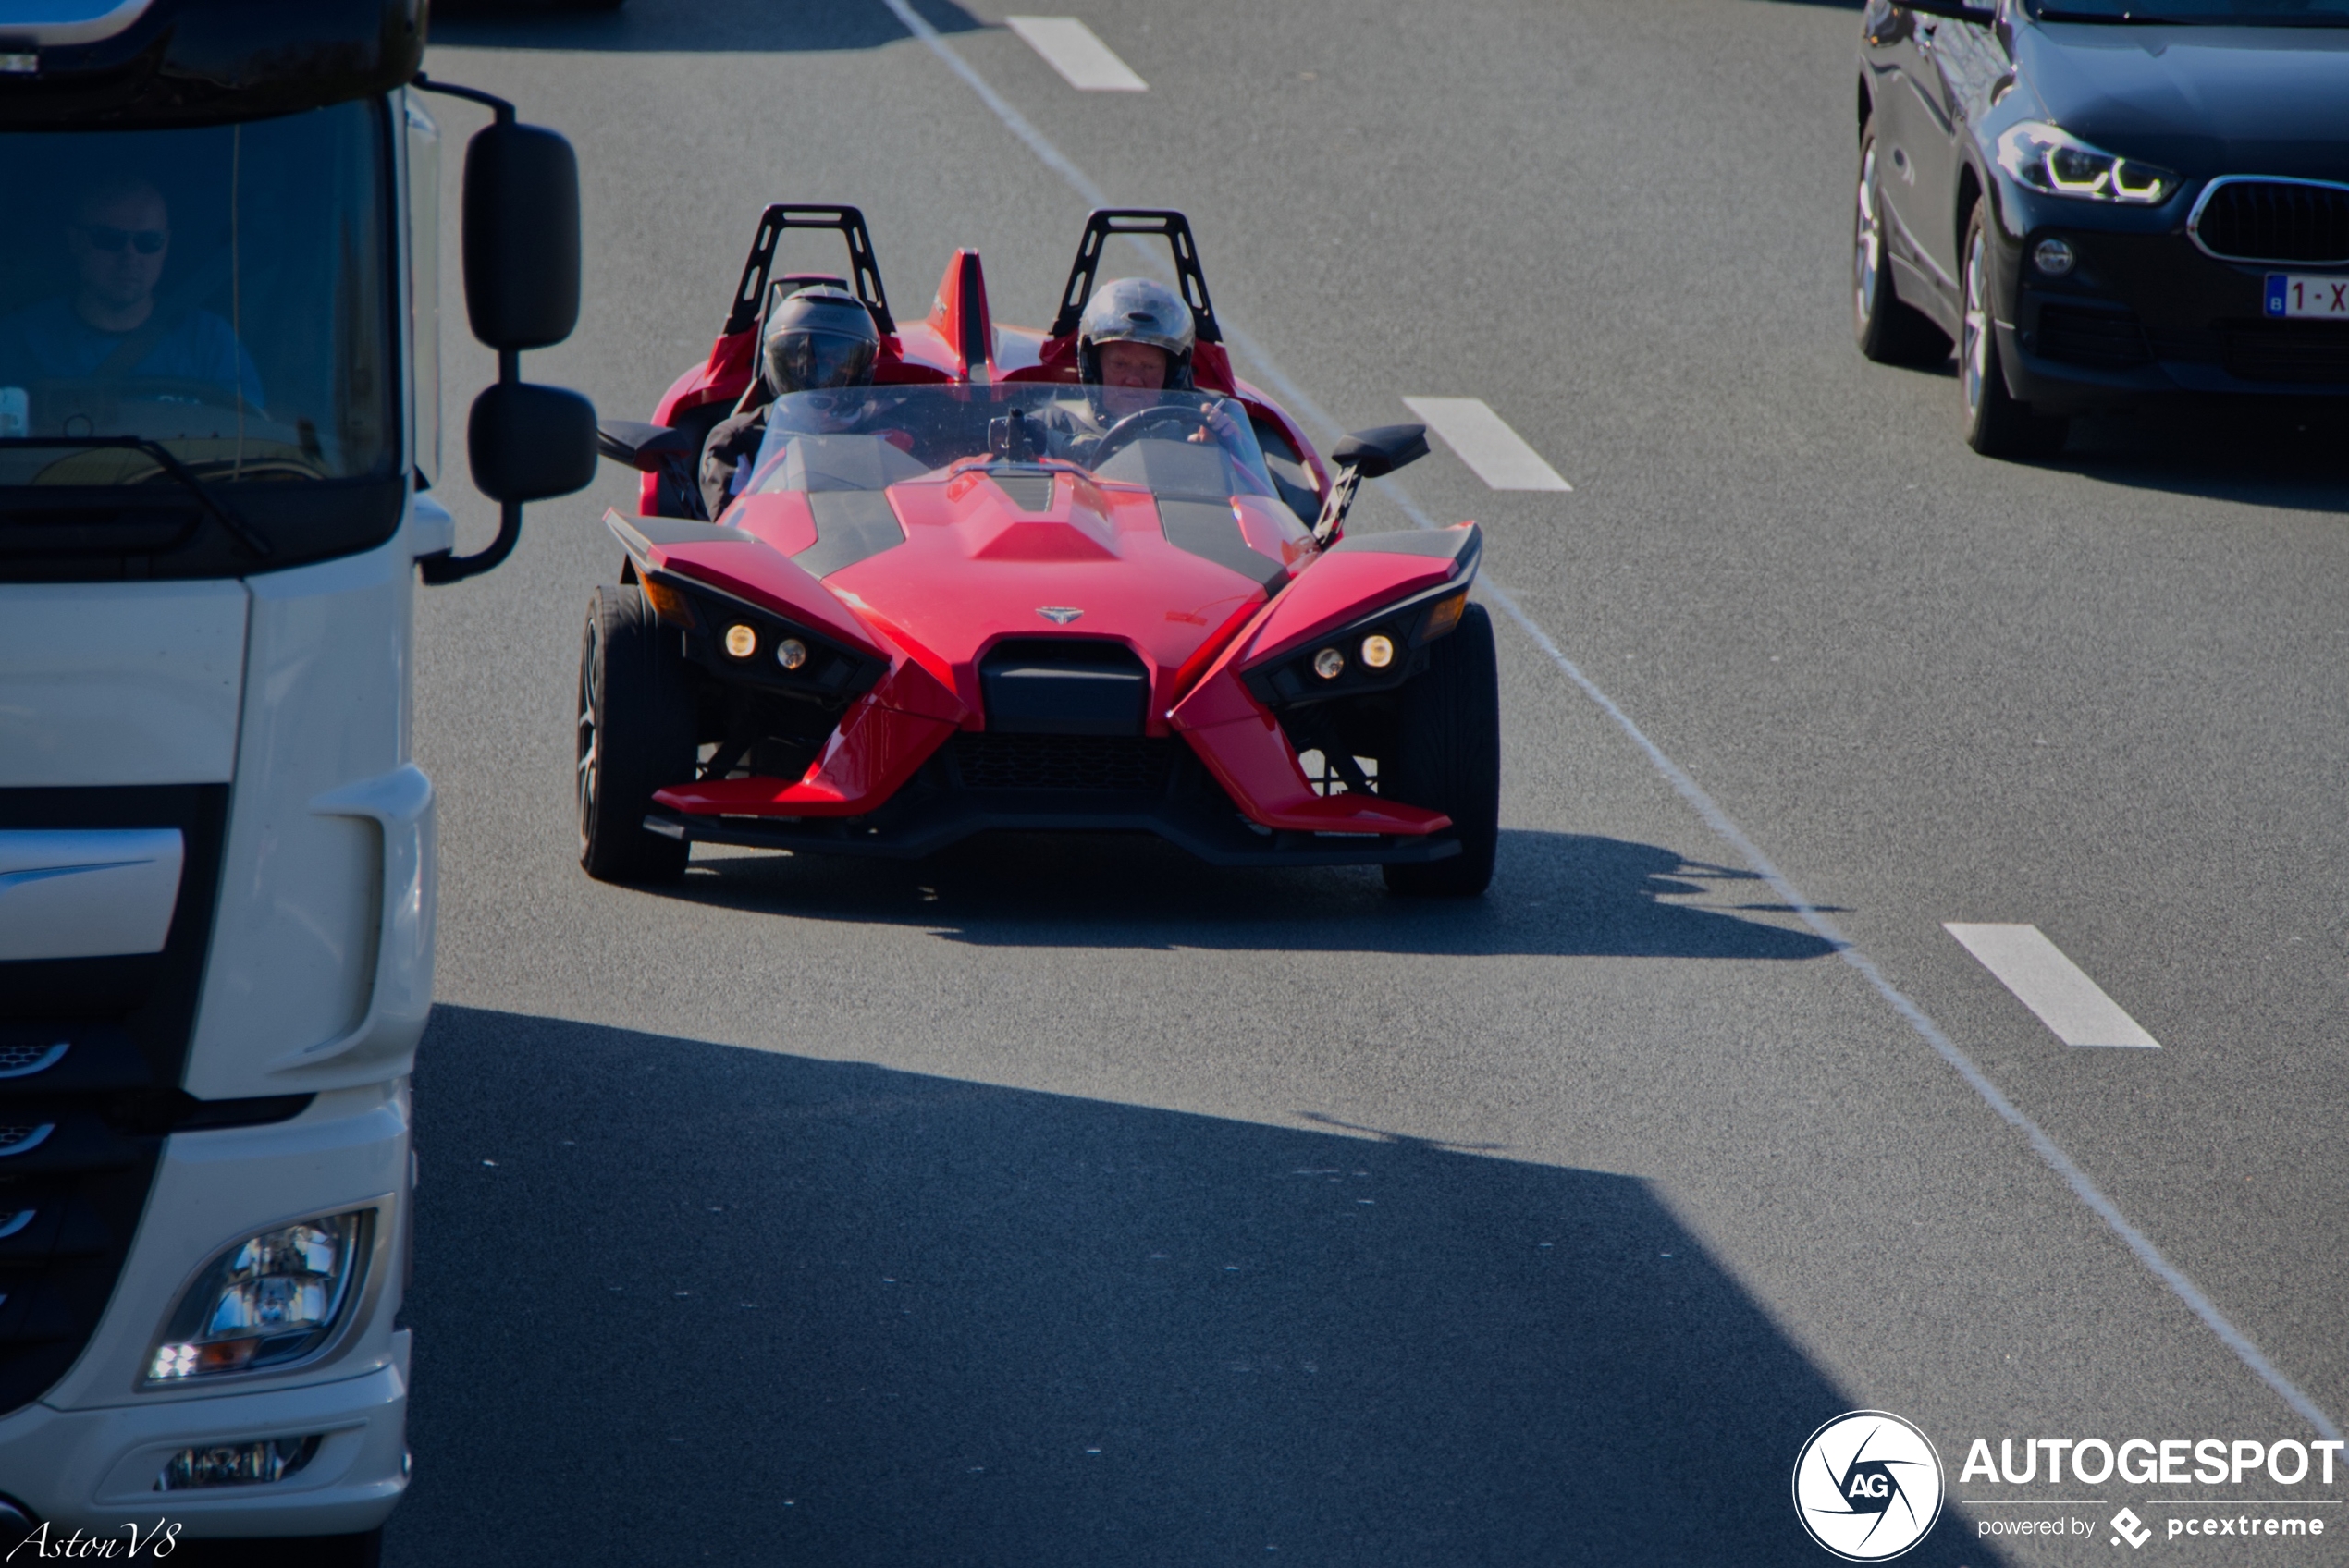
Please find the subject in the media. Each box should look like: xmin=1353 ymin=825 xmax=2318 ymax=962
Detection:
xmin=1042 ymin=276 xmax=1240 ymax=463
xmin=0 ymin=174 xmax=264 ymax=410
xmin=698 ymin=286 xmax=881 ymax=519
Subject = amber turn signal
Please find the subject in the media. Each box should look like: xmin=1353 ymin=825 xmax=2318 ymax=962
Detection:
xmin=641 ymin=578 xmax=695 ymax=628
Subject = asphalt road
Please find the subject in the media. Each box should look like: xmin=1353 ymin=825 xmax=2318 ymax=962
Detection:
xmin=394 ymin=2 xmax=2349 ymax=1562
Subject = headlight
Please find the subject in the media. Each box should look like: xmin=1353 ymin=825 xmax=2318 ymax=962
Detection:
xmin=1996 ymin=122 xmax=2174 ymax=205
xmin=148 ymin=1211 xmax=371 ymax=1382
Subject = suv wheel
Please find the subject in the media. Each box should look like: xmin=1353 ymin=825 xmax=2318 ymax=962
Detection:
xmin=1960 ymin=200 xmax=2070 ymax=459
xmin=1853 ymin=117 xmax=1949 ymax=366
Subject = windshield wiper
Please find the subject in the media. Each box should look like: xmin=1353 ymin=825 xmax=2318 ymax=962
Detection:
xmin=0 ymin=436 xmax=271 ymax=557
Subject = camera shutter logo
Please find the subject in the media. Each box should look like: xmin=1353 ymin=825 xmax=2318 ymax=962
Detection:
xmin=1792 ymin=1410 xmax=1946 ymax=1561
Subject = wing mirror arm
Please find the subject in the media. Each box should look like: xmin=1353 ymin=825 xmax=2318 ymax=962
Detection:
xmin=1310 ymin=423 xmax=1431 ymax=547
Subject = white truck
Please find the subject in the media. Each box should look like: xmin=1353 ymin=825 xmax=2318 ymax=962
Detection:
xmin=0 ymin=1 xmax=591 ymax=1557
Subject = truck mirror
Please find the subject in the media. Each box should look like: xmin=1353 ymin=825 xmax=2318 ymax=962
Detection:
xmin=469 ymin=382 xmax=597 ymax=503
xmin=461 ymin=121 xmax=582 ymax=351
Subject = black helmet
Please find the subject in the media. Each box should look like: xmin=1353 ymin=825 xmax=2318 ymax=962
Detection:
xmin=1076 ymin=277 xmax=1196 ymax=391
xmin=762 ymin=286 xmax=880 ymax=398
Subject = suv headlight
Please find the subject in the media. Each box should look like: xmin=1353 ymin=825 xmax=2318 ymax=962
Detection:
xmin=148 ymin=1211 xmax=372 ymax=1382
xmin=1997 ymin=122 xmax=2174 ymax=205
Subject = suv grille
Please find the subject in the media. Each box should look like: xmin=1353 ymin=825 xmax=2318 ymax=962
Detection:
xmin=2038 ymin=305 xmax=2152 ymax=368
xmin=2192 ymin=179 xmax=2349 ymax=264
xmin=2223 ymin=325 xmax=2349 ymax=385
xmin=951 ymin=733 xmax=1175 ymax=792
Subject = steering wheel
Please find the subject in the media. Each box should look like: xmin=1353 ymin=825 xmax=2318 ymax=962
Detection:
xmin=1088 ymin=404 xmax=1223 ymax=467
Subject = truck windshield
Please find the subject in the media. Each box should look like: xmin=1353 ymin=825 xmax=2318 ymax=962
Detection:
xmin=0 ymin=100 xmax=394 ymax=489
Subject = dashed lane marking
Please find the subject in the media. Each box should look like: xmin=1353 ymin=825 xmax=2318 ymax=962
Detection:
xmin=1005 ymin=17 xmax=1148 ymax=92
xmin=1944 ymin=924 xmax=2161 ymax=1049
xmin=1400 ymin=397 xmax=1572 ymax=492
xmin=878 ymin=0 xmax=2338 ymax=1444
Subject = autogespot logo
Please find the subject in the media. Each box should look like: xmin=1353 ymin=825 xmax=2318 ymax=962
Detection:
xmin=1793 ymin=1410 xmax=1948 ymax=1561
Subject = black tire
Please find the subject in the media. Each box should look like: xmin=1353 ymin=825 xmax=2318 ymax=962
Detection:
xmin=1853 ymin=116 xmax=1951 ymax=367
xmin=1380 ymin=603 xmax=1500 ymax=898
xmin=578 ymin=584 xmax=695 ymax=883
xmin=1960 ymin=199 xmax=2070 ymax=459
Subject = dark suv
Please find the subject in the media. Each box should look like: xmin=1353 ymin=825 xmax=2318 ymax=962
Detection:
xmin=1854 ymin=0 xmax=2349 ymax=457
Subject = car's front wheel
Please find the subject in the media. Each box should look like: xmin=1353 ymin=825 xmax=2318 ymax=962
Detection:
xmin=1853 ymin=117 xmax=1950 ymax=366
xmin=578 ymin=584 xmax=696 ymax=883
xmin=1380 ymin=603 xmax=1500 ymax=898
xmin=1960 ymin=199 xmax=2070 ymax=459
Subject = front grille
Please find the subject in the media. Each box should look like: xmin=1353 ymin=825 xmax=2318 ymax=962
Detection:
xmin=990 ymin=472 xmax=1056 ymax=512
xmin=2223 ymin=324 xmax=2349 ymax=384
xmin=951 ymin=733 xmax=1175 ymax=792
xmin=2 ymin=784 xmax=228 ymax=1418
xmin=2193 ymin=179 xmax=2349 ymax=264
xmin=2038 ymin=305 xmax=2152 ymax=368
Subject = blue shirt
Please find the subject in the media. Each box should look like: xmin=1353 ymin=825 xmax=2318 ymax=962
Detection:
xmin=0 ymin=295 xmax=265 ymax=410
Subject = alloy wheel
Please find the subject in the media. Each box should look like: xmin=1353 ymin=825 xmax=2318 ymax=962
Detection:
xmin=1962 ymin=227 xmax=1990 ymax=420
xmin=1855 ymin=144 xmax=1882 ymax=329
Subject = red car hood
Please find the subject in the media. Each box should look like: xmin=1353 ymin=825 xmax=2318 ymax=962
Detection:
xmin=723 ymin=469 xmax=1313 ymax=732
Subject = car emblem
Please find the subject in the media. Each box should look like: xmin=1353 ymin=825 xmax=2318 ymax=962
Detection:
xmin=1037 ymin=606 xmax=1083 ymax=625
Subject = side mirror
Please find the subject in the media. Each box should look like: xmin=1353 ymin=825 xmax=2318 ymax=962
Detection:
xmin=471 ymin=384 xmax=597 ymax=504
xmin=1329 ymin=423 xmax=1430 ymax=480
xmin=596 ymin=420 xmax=699 ymax=474
xmin=414 ymin=78 xmax=592 ymax=586
xmin=1312 ymin=423 xmax=1430 ymax=545
xmin=461 ymin=121 xmax=582 ymax=351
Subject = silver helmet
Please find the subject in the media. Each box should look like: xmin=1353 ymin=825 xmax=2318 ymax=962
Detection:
xmin=761 ymin=286 xmax=880 ymax=399
xmin=1076 ymin=276 xmax=1196 ymax=390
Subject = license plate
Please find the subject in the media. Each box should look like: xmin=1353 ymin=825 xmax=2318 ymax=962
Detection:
xmin=2265 ymin=274 xmax=2349 ymax=319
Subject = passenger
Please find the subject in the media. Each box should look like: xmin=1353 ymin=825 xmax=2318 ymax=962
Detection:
xmin=0 ymin=174 xmax=264 ymax=410
xmin=1044 ymin=276 xmax=1239 ymax=463
xmin=699 ymin=286 xmax=880 ymax=520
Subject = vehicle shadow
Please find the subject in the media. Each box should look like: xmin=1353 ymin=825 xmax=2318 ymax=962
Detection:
xmin=386 ymin=1005 xmax=1999 ymax=1568
xmin=428 ymin=0 xmax=985 ymax=53
xmin=2049 ymin=396 xmax=2349 ymax=512
xmin=632 ymin=827 xmax=1841 ymax=962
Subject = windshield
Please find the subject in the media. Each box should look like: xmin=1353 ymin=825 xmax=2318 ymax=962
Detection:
xmin=748 ymin=384 xmax=1281 ymax=501
xmin=0 ymin=100 xmax=395 ymax=489
xmin=2029 ymin=0 xmax=2349 ymax=21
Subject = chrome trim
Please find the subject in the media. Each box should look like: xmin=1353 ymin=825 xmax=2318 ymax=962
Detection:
xmin=2187 ymin=175 xmax=2349 ymax=267
xmin=0 ymin=1042 xmax=69 ymax=1081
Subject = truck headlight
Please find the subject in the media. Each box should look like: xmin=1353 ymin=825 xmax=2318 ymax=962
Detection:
xmin=148 ymin=1211 xmax=371 ymax=1382
xmin=1996 ymin=122 xmax=2173 ymax=205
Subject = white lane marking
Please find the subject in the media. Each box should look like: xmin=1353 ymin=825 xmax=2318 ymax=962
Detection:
xmin=1005 ymin=17 xmax=1147 ymax=92
xmin=1944 ymin=925 xmax=2161 ymax=1049
xmin=1400 ymin=397 xmax=1572 ymax=492
xmin=878 ymin=0 xmax=2342 ymax=1445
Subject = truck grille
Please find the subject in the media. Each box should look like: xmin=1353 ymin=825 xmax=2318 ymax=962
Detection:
xmin=2192 ymin=179 xmax=2349 ymax=265
xmin=2037 ymin=305 xmax=2152 ymax=369
xmin=950 ymin=733 xmax=1175 ymax=792
xmin=1 ymin=784 xmax=228 ymax=1418
xmin=2223 ymin=325 xmax=2349 ymax=385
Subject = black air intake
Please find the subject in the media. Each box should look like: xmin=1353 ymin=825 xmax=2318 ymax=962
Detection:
xmin=979 ymin=639 xmax=1150 ymax=737
xmin=2037 ymin=305 xmax=2152 ymax=369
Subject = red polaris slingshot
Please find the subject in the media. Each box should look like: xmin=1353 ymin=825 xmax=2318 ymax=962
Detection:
xmin=582 ymin=207 xmax=1498 ymax=895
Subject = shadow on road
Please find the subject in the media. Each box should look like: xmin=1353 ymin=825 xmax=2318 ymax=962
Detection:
xmin=2051 ymin=398 xmax=2349 ymax=513
xmin=389 ymin=1006 xmax=1995 ymax=1566
xmin=628 ymin=827 xmax=1840 ymax=961
xmin=429 ymin=0 xmax=985 ymax=53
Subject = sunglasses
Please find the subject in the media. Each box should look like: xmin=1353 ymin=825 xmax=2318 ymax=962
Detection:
xmin=77 ymin=224 xmax=167 ymax=255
